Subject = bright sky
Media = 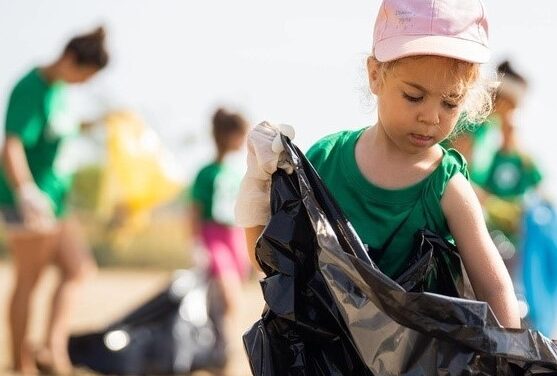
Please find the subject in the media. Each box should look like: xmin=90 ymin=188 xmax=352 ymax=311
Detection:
xmin=1 ymin=0 xmax=556 ymax=187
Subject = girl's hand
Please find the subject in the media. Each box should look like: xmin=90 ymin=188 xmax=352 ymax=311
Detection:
xmin=234 ymin=121 xmax=295 ymax=228
xmin=245 ymin=121 xmax=295 ymax=178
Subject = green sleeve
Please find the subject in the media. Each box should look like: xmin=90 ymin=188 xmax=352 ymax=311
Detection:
xmin=436 ymin=148 xmax=469 ymax=199
xmin=527 ymin=160 xmax=543 ymax=189
xmin=191 ymin=169 xmax=206 ymax=203
xmin=305 ymin=142 xmax=322 ymax=166
xmin=305 ymin=132 xmax=343 ymax=168
xmin=5 ymin=86 xmax=43 ymax=146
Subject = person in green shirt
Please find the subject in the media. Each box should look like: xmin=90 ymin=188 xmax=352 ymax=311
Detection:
xmin=483 ymin=151 xmax=542 ymax=200
xmin=447 ymin=60 xmax=542 ymax=199
xmin=189 ymin=108 xmax=250 ymax=364
xmin=446 ymin=60 xmax=543 ymax=274
xmin=235 ymin=0 xmax=521 ymax=330
xmin=2 ymin=27 xmax=108 ymax=375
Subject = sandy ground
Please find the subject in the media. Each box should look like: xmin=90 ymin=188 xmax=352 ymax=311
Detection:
xmin=0 ymin=262 xmax=264 ymax=376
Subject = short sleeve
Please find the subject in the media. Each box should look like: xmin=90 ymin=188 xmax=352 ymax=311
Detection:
xmin=5 ymin=85 xmax=43 ymax=146
xmin=305 ymin=138 xmax=328 ymax=167
xmin=191 ymin=168 xmax=208 ymax=204
xmin=430 ymin=148 xmax=469 ymax=201
xmin=524 ymin=156 xmax=543 ymax=190
xmin=305 ymin=131 xmax=348 ymax=170
xmin=529 ymin=166 xmax=543 ymax=188
xmin=422 ymin=148 xmax=469 ymax=235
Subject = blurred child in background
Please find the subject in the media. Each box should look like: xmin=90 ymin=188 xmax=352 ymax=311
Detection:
xmin=190 ymin=108 xmax=250 ymax=364
xmin=1 ymin=27 xmax=108 ymax=375
xmin=447 ymin=60 xmax=543 ymax=275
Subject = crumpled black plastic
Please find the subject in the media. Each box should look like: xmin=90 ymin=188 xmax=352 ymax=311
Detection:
xmin=69 ymin=270 xmax=226 ymax=375
xmin=243 ymin=136 xmax=557 ymax=376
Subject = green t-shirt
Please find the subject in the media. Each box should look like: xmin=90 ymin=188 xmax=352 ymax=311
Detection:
xmin=191 ymin=161 xmax=242 ymax=225
xmin=483 ymin=151 xmax=542 ymax=199
xmin=445 ymin=116 xmax=543 ymax=198
xmin=0 ymin=68 xmax=76 ymax=216
xmin=306 ymin=128 xmax=468 ymax=278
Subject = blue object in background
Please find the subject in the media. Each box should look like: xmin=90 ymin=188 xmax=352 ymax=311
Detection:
xmin=522 ymin=198 xmax=557 ymax=338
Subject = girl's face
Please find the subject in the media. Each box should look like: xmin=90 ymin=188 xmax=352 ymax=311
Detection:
xmin=61 ymin=64 xmax=99 ymax=83
xmin=227 ymin=131 xmax=247 ymax=151
xmin=368 ymin=56 xmax=472 ymax=154
xmin=219 ymin=131 xmax=247 ymax=153
xmin=494 ymin=95 xmax=517 ymax=117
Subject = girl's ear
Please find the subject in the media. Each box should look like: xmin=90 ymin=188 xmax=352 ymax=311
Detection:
xmin=367 ymin=56 xmax=382 ymax=95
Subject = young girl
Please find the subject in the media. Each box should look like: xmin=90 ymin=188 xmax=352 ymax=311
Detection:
xmin=1 ymin=27 xmax=108 ymax=374
xmin=235 ymin=0 xmax=520 ymax=329
xmin=190 ymin=108 xmax=251 ymax=361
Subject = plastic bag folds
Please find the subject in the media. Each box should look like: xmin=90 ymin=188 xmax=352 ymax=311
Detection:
xmin=243 ymin=136 xmax=557 ymax=376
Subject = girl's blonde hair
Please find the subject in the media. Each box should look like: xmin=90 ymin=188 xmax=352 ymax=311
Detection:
xmin=370 ymin=55 xmax=494 ymax=134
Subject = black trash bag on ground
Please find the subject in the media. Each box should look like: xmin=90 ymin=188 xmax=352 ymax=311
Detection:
xmin=69 ymin=269 xmax=227 ymax=375
xmin=243 ymin=136 xmax=557 ymax=376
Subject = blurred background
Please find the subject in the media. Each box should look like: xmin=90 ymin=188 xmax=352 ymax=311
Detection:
xmin=1 ymin=1 xmax=556 ymax=375
xmin=3 ymin=1 xmax=555 ymax=185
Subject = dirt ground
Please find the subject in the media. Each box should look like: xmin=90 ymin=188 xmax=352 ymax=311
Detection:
xmin=0 ymin=262 xmax=264 ymax=376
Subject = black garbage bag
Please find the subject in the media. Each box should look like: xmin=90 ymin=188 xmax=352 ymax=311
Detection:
xmin=69 ymin=269 xmax=227 ymax=375
xmin=243 ymin=136 xmax=557 ymax=376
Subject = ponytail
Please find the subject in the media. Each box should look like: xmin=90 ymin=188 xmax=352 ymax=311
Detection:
xmin=64 ymin=26 xmax=109 ymax=69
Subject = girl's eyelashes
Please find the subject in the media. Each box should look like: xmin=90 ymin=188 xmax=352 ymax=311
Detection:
xmin=443 ymin=101 xmax=459 ymax=109
xmin=403 ymin=92 xmax=423 ymax=102
xmin=403 ymin=90 xmax=461 ymax=110
xmin=442 ymin=93 xmax=464 ymax=110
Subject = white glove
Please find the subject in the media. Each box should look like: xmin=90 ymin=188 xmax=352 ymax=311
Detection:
xmin=15 ymin=182 xmax=56 ymax=232
xmin=234 ymin=121 xmax=295 ymax=228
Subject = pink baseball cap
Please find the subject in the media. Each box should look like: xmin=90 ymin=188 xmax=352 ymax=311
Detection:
xmin=372 ymin=0 xmax=490 ymax=63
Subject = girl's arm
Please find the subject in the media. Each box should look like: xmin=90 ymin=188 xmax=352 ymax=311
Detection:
xmin=442 ymin=173 xmax=520 ymax=328
xmin=245 ymin=226 xmax=264 ymax=272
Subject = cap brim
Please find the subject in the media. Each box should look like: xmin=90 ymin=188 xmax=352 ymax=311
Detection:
xmin=374 ymin=35 xmax=490 ymax=63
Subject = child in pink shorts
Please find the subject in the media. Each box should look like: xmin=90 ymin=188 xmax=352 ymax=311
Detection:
xmin=190 ymin=108 xmax=250 ymax=355
xmin=201 ymin=221 xmax=249 ymax=280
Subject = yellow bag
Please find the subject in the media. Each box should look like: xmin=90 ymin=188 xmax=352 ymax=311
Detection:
xmin=97 ymin=111 xmax=184 ymax=246
xmin=484 ymin=195 xmax=522 ymax=236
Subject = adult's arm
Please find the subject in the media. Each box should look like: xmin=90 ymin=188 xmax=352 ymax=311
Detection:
xmin=2 ymin=136 xmax=33 ymax=190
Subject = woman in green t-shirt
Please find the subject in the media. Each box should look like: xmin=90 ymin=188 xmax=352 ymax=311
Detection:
xmin=1 ymin=27 xmax=108 ymax=375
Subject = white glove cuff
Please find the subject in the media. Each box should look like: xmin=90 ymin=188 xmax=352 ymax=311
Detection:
xmin=234 ymin=178 xmax=272 ymax=228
